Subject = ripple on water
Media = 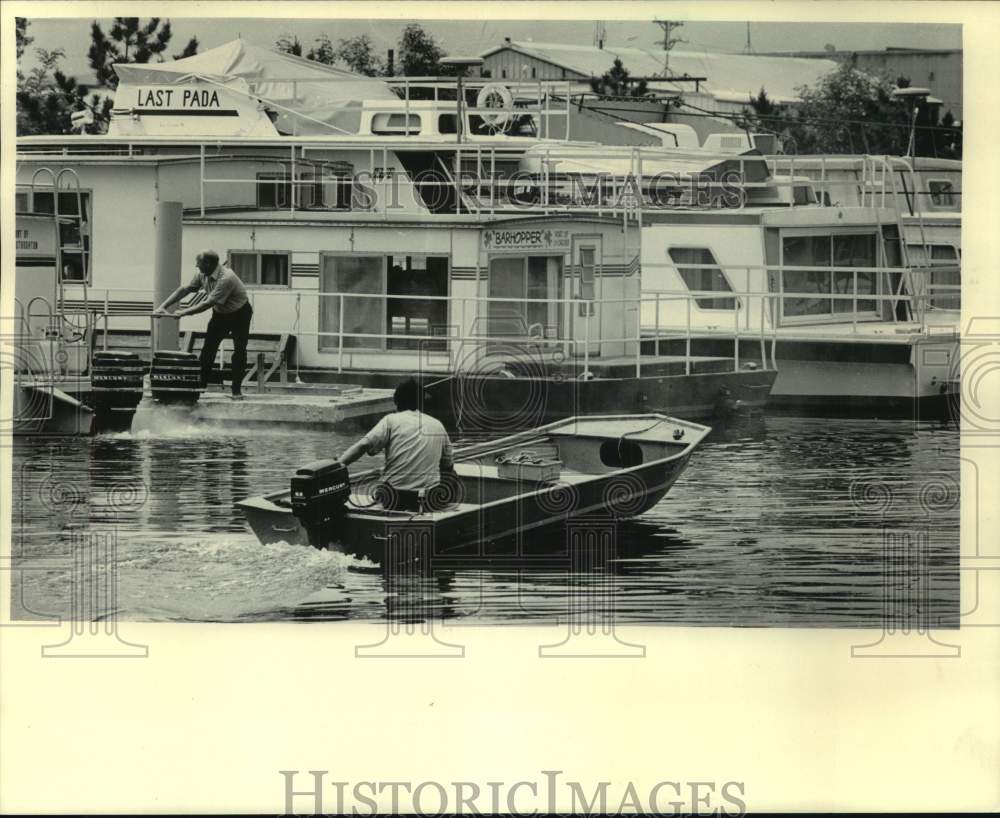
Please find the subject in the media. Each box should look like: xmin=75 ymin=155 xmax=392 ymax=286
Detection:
xmin=10 ymin=417 xmax=960 ymax=625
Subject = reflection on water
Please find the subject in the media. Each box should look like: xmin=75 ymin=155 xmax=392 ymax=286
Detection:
xmin=10 ymin=414 xmax=959 ymax=627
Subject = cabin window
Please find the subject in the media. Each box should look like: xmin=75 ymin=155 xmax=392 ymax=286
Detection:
xmin=371 ymin=112 xmax=421 ymax=135
xmin=438 ymin=114 xmax=458 ymax=135
xmin=668 ymin=247 xmax=736 ymax=310
xmin=780 ymin=233 xmax=879 ymax=321
xmin=229 ymin=251 xmax=290 ymax=287
xmin=24 ymin=189 xmax=92 ymax=282
xmin=928 ymin=179 xmax=957 ymax=208
xmin=256 ymin=173 xmax=291 ymax=209
xmin=319 ymin=254 xmax=450 ymax=351
xmin=928 ymin=244 xmax=960 ymax=310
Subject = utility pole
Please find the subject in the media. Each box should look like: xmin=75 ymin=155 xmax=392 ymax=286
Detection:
xmin=654 ymin=20 xmax=686 ymax=77
xmin=594 ymin=20 xmax=606 ymax=50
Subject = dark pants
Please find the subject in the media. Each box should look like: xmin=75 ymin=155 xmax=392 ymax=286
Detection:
xmin=200 ymin=302 xmax=253 ymax=395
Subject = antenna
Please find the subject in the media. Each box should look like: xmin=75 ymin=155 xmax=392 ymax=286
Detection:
xmin=653 ymin=20 xmax=686 ymax=76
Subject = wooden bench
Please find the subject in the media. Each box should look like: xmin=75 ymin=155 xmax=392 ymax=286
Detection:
xmin=182 ymin=331 xmax=295 ymax=386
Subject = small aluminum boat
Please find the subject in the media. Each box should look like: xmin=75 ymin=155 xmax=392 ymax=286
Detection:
xmin=236 ymin=414 xmax=710 ymax=563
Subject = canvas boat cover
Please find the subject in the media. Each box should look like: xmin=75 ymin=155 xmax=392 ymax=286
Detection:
xmin=113 ymin=38 xmax=398 ymax=135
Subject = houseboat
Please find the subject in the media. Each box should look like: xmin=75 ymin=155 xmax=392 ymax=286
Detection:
xmin=15 ymin=39 xmax=959 ymax=422
xmin=14 ymin=40 xmax=778 ymax=432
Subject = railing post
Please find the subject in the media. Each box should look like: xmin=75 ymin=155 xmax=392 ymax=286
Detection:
xmin=199 ymin=144 xmax=206 ymax=217
xmin=257 ymin=352 xmax=266 ymax=393
xmin=655 ymin=292 xmax=661 ymax=358
xmin=733 ymin=291 xmax=740 ymax=371
xmin=685 ymin=296 xmax=691 ymax=376
xmin=853 ymin=270 xmax=858 ymax=334
xmin=103 ymin=291 xmax=110 ymax=351
xmin=338 ymin=294 xmax=345 ymax=374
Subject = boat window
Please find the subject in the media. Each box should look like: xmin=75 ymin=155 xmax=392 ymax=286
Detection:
xmin=930 ymin=244 xmax=959 ymax=260
xmin=882 ymin=225 xmax=903 ymax=268
xmin=668 ymin=247 xmax=736 ymax=310
xmin=370 ymin=112 xmax=421 ymax=135
xmin=229 ymin=251 xmax=291 ymax=288
xmin=318 ymin=254 xmax=450 ymax=351
xmin=438 ymin=114 xmax=458 ymax=135
xmin=928 ymin=179 xmax=957 ymax=208
xmin=25 ymin=190 xmax=92 ymax=283
xmin=928 ymin=245 xmax=961 ymax=310
xmin=780 ymin=233 xmax=879 ymax=321
xmin=599 ymin=439 xmax=643 ymax=468
xmin=387 ymin=255 xmax=449 ymax=351
xmin=256 ymin=173 xmax=290 ymax=209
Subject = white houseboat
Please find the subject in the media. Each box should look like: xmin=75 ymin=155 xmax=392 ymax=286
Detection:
xmin=14 ymin=39 xmax=957 ymax=423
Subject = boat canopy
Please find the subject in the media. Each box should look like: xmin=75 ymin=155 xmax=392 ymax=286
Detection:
xmin=112 ymin=38 xmax=398 ymax=136
xmin=518 ymin=143 xmax=770 ymax=182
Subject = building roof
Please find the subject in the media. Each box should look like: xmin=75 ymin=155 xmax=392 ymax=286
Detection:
xmin=481 ymin=41 xmax=839 ymax=104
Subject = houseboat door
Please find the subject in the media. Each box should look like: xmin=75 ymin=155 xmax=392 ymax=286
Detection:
xmin=486 ymin=254 xmax=563 ymax=341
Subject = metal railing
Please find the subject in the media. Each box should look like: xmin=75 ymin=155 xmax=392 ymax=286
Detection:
xmin=71 ymin=262 xmax=959 ymax=385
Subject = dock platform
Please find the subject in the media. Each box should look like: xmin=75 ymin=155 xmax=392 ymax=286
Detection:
xmin=130 ymin=383 xmax=395 ymax=433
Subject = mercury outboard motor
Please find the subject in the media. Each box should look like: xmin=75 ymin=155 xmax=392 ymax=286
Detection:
xmin=89 ymin=350 xmax=146 ymax=433
xmin=290 ymin=460 xmax=351 ymax=547
xmin=150 ymin=350 xmax=203 ymax=405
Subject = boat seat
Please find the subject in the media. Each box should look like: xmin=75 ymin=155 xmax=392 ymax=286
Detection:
xmin=453 ymin=462 xmax=590 ymax=484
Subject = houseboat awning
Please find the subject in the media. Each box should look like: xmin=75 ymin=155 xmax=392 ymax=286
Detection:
xmin=113 ymin=38 xmax=398 ymax=136
xmin=518 ymin=144 xmax=770 ymax=181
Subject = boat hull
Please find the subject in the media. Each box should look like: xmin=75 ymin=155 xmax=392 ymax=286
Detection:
xmin=239 ymin=453 xmax=691 ymax=563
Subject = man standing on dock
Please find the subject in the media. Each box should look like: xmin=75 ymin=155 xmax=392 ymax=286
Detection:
xmin=154 ymin=249 xmax=253 ymax=400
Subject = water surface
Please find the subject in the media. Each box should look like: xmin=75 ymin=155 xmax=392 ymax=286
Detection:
xmin=10 ymin=414 xmax=960 ymax=626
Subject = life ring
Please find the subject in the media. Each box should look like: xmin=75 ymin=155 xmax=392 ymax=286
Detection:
xmin=476 ymin=83 xmax=515 ymax=131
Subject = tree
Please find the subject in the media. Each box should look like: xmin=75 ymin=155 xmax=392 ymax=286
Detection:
xmin=17 ymin=45 xmax=108 ymax=135
xmin=274 ymin=34 xmax=303 ymax=57
xmin=788 ymin=61 xmax=910 ymax=155
xmin=306 ymin=35 xmax=336 ymax=65
xmin=175 ymin=36 xmax=199 ymax=60
xmin=738 ymin=88 xmax=791 ymax=141
xmin=397 ymin=23 xmax=446 ymax=76
xmin=334 ymin=34 xmax=385 ymax=77
xmin=589 ymin=58 xmax=649 ymax=98
xmin=88 ymin=18 xmax=197 ymax=90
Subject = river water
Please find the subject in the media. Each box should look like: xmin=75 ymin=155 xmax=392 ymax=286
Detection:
xmin=9 ymin=414 xmax=959 ymax=627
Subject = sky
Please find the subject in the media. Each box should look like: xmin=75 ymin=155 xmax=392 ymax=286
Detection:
xmin=20 ymin=17 xmax=961 ymax=85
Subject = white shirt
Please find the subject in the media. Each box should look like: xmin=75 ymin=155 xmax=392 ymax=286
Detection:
xmin=361 ymin=410 xmax=454 ymax=491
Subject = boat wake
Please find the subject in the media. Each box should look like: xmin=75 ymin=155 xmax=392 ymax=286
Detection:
xmin=109 ymin=535 xmax=368 ymax=621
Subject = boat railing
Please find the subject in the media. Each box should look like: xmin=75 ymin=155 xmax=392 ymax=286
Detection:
xmin=71 ymin=261 xmax=956 ymax=383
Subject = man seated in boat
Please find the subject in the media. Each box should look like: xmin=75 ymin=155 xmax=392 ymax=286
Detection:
xmin=334 ymin=378 xmax=457 ymax=511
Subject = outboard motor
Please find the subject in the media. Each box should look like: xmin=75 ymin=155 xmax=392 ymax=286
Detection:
xmin=89 ymin=350 xmax=146 ymax=433
xmin=150 ymin=350 xmax=203 ymax=405
xmin=290 ymin=460 xmax=352 ymax=547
